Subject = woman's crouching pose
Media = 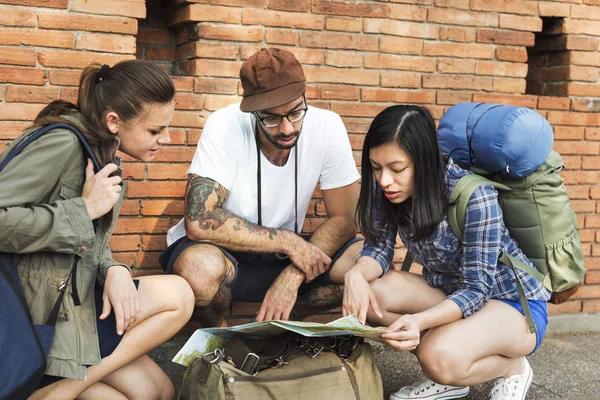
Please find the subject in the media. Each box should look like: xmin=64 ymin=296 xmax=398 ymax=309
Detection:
xmin=343 ymin=105 xmax=549 ymax=400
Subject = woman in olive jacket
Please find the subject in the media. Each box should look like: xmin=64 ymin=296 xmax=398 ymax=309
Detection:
xmin=0 ymin=61 xmax=194 ymax=400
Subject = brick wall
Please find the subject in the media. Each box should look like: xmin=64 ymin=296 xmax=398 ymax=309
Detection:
xmin=1 ymin=0 xmax=599 ymax=317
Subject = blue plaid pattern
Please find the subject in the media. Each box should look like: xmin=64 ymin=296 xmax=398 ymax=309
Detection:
xmin=360 ymin=159 xmax=551 ymax=318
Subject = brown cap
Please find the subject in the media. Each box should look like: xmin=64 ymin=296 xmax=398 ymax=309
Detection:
xmin=239 ymin=48 xmax=306 ymax=112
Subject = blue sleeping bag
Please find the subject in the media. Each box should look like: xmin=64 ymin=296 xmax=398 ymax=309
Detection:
xmin=437 ymin=102 xmax=554 ymax=178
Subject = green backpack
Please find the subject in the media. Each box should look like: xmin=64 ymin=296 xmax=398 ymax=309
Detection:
xmin=403 ymin=151 xmax=586 ymax=333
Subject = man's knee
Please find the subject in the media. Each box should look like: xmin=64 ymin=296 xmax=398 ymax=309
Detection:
xmin=172 ymin=244 xmax=232 ymax=299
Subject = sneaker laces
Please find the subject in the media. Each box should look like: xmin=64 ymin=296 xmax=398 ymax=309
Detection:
xmin=407 ymin=377 xmax=441 ymax=395
xmin=489 ymin=374 xmax=525 ymax=398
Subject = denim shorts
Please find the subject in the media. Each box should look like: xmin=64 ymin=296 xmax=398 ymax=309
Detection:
xmin=160 ymin=235 xmax=363 ymax=302
xmin=498 ymin=298 xmax=548 ymax=354
xmin=36 ymin=280 xmax=140 ymax=389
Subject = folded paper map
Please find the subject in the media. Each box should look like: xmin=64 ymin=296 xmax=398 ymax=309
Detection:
xmin=173 ymin=315 xmax=386 ymax=366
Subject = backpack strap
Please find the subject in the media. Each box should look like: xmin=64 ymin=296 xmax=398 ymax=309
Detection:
xmin=1 ymin=123 xmax=100 ymax=326
xmin=401 ymin=253 xmax=413 ymax=272
xmin=449 ymin=174 xmax=546 ymax=334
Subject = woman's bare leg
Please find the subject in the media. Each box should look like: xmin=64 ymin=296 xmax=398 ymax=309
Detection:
xmin=29 ymin=275 xmax=194 ymax=400
xmin=77 ymin=382 xmax=128 ymax=400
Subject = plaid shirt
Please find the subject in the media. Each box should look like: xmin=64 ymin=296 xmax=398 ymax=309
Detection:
xmin=359 ymin=159 xmax=551 ymax=318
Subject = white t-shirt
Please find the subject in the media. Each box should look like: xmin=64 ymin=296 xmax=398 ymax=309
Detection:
xmin=167 ymin=103 xmax=360 ymax=246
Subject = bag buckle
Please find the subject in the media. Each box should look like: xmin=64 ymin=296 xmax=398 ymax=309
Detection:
xmin=305 ymin=346 xmax=323 ymax=359
xmin=273 ymin=356 xmax=289 ymax=368
xmin=58 ymin=280 xmax=67 ymax=292
xmin=205 ymin=348 xmax=224 ymax=364
xmin=240 ymin=352 xmax=260 ymax=375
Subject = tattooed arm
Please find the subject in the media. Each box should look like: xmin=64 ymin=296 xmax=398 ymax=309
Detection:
xmin=184 ymin=174 xmax=311 ymax=257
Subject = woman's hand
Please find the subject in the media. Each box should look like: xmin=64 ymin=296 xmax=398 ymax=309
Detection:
xmin=343 ymin=268 xmax=383 ymax=325
xmin=380 ymin=314 xmax=421 ymax=351
xmin=81 ymin=159 xmax=121 ymax=220
xmin=100 ymin=265 xmax=139 ymax=335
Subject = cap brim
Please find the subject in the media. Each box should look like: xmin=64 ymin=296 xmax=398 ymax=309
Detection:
xmin=240 ymin=81 xmax=306 ymax=112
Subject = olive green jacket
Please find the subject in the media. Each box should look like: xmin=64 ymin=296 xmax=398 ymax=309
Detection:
xmin=0 ymin=119 xmax=128 ymax=380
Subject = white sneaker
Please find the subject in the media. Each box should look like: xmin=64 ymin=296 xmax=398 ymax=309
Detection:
xmin=489 ymin=357 xmax=533 ymax=400
xmin=390 ymin=376 xmax=470 ymax=400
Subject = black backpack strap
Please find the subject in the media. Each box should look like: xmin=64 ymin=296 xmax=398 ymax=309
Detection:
xmin=1 ymin=123 xmax=100 ymax=325
xmin=401 ymin=253 xmax=413 ymax=272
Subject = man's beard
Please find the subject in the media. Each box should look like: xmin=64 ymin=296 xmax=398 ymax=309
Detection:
xmin=260 ymin=124 xmax=302 ymax=150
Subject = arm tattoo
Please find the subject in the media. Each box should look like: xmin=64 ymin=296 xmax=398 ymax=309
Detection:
xmin=186 ymin=175 xmax=278 ymax=239
xmin=186 ymin=175 xmax=231 ymax=230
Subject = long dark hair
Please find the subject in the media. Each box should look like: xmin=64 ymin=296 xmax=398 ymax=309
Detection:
xmin=357 ymin=105 xmax=447 ymax=245
xmin=33 ymin=60 xmax=175 ymax=168
xmin=31 ymin=60 xmax=175 ymax=225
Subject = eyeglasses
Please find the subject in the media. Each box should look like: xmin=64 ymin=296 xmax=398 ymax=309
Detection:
xmin=255 ymin=103 xmax=308 ymax=128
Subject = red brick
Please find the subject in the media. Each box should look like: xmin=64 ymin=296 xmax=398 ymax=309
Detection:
xmin=241 ymin=45 xmax=324 ymax=65
xmin=170 ymin=77 xmax=193 ymax=93
xmin=301 ymin=32 xmax=377 ymax=51
xmin=173 ymin=93 xmax=203 ymax=110
xmin=363 ymin=18 xmax=439 ymax=39
xmin=571 ymin=99 xmax=600 ymax=113
xmin=38 ymin=50 xmax=133 ymax=68
xmin=329 ymin=102 xmax=388 ymax=117
xmin=325 ymin=17 xmax=362 ymax=32
xmin=147 ymin=164 xmax=189 ymax=180
xmin=538 ymin=1 xmax=570 ymax=17
xmin=151 ymin=146 xmax=197 ymax=162
xmin=269 ymin=0 xmax=309 ymax=11
xmin=437 ymin=58 xmax=475 ymax=74
xmin=6 ymin=85 xmax=58 ymax=104
xmin=569 ymin=185 xmax=590 ymax=199
xmin=172 ymin=111 xmax=207 ymax=129
xmin=439 ymin=27 xmax=476 ymax=43
xmin=554 ymin=126 xmax=585 ymax=140
xmin=361 ymin=88 xmax=435 ymax=103
xmin=472 ymin=93 xmax=537 ymax=108
xmin=198 ymin=24 xmax=263 ymax=42
xmin=109 ymin=234 xmax=141 ymax=251
xmin=266 ymin=28 xmax=298 ymax=45
xmin=120 ymin=164 xmax=145 ymax=180
xmin=304 ymin=66 xmax=379 ymax=85
xmin=137 ymin=27 xmax=172 ymax=45
xmin=566 ymin=82 xmax=600 ymax=97
xmin=0 ymin=103 xmax=45 ymax=120
xmin=583 ymin=299 xmax=600 ymax=313
xmin=194 ymin=77 xmax=238 ymax=95
xmin=434 ymin=0 xmax=469 ymax=8
xmin=145 ymin=47 xmax=176 ymax=61
xmin=0 ymin=7 xmax=36 ymax=27
xmin=570 ymin=66 xmax=600 ymax=82
xmin=70 ymin=0 xmax=146 ymax=18
xmin=586 ymin=128 xmax=600 ymax=140
xmin=561 ymin=171 xmax=600 ymax=185
xmin=0 ymin=65 xmax=47 ymax=85
xmin=242 ymin=9 xmax=325 ymax=30
xmin=571 ymin=200 xmax=597 ymax=213
xmin=0 ymin=47 xmax=36 ymax=67
xmin=169 ymin=4 xmax=241 ymax=25
xmin=493 ymin=77 xmax=527 ymax=93
xmin=38 ymin=11 xmax=137 ymax=34
xmin=0 ymin=0 xmax=66 ymax=8
xmin=495 ymin=46 xmax=528 ymax=63
xmin=126 ymin=181 xmax=186 ymax=199
xmin=548 ymin=301 xmax=582 ymax=315
xmin=554 ymin=141 xmax=600 ymax=155
xmin=76 ymin=33 xmax=136 ymax=54
xmin=380 ymin=71 xmax=422 ymax=88
xmin=179 ymin=59 xmax=242 ymax=78
xmin=142 ymin=235 xmax=168 ymax=251
xmin=0 ymin=122 xmax=30 ymax=139
xmin=436 ymin=91 xmax=472 ymax=105
xmin=325 ymin=50 xmax=363 ymax=67
xmin=583 ymin=157 xmax=600 ymax=170
xmin=571 ymin=4 xmax=600 ymax=19
xmin=548 ymin=111 xmax=600 ymax=126
xmin=173 ymin=0 xmax=267 ymax=7
xmin=569 ymin=51 xmax=600 ymax=67
xmin=389 ymin=4 xmax=427 ymax=21
xmin=471 ymin=0 xmax=537 ymax=15
xmin=176 ymin=41 xmax=238 ymax=61
xmin=320 ymin=85 xmax=359 ymax=100
xmin=538 ymin=96 xmax=571 ymax=111
xmin=204 ymin=95 xmax=242 ymax=111
xmin=477 ymin=29 xmax=535 ymax=46
xmin=424 ymin=42 xmax=494 ymax=59
xmin=312 ymin=0 xmax=389 ymax=18
xmin=500 ymin=14 xmax=543 ymax=32
xmin=111 ymin=252 xmax=135 ymax=266
xmin=572 ymin=284 xmax=600 ymax=300
xmin=343 ymin=117 xmax=371 ymax=134
xmin=379 ymin=36 xmax=423 ymax=55
xmin=428 ymin=8 xmax=498 ymax=27
xmin=562 ymin=155 xmax=582 ymax=170
xmin=141 ymin=200 xmax=185 ymax=216
xmin=564 ymin=19 xmax=600 ymax=35
xmin=424 ymin=75 xmax=493 ymax=91
xmin=0 ymin=28 xmax=74 ymax=49
xmin=477 ymin=61 xmax=528 ymax=78
xmin=374 ymin=54 xmax=436 ymax=73
xmin=49 ymin=69 xmax=81 ymax=86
